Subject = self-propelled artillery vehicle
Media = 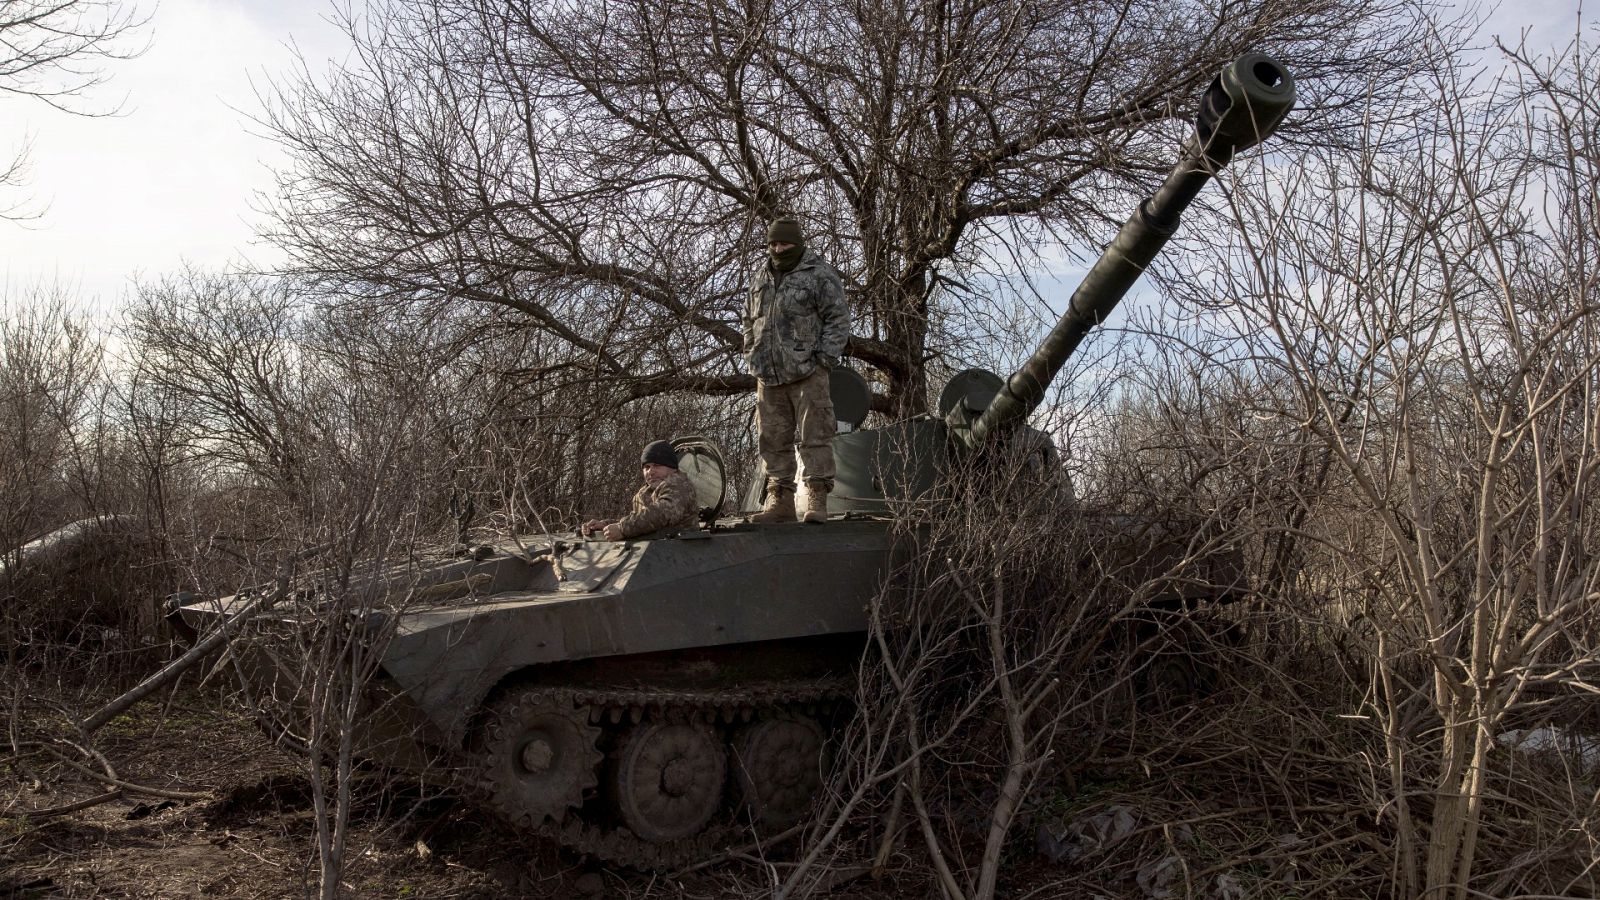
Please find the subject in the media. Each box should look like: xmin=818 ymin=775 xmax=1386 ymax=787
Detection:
xmin=173 ymin=54 xmax=1295 ymax=869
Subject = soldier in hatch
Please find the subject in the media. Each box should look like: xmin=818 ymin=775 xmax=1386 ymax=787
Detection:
xmin=743 ymin=215 xmax=850 ymax=524
xmin=582 ymin=440 xmax=700 ymax=540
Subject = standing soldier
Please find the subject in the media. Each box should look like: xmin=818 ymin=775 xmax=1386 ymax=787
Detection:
xmin=743 ymin=215 xmax=850 ymax=524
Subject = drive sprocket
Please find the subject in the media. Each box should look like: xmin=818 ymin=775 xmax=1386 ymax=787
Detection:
xmin=478 ymin=688 xmax=602 ymax=826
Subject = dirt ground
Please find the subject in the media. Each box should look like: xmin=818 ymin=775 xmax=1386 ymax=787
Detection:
xmin=1 ymin=687 xmax=946 ymax=900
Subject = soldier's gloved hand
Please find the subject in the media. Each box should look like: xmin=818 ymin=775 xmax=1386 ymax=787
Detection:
xmin=581 ymin=518 xmax=605 ymax=536
xmin=602 ymin=523 xmax=624 ymax=541
xmin=814 ymin=353 xmax=838 ymax=369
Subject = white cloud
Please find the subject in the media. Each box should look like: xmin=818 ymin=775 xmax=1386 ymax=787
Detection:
xmin=1 ymin=0 xmax=347 ymax=308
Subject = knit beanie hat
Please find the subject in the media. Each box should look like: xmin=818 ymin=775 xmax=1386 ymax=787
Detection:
xmin=767 ymin=216 xmax=804 ymax=246
xmin=641 ymin=440 xmax=679 ymax=469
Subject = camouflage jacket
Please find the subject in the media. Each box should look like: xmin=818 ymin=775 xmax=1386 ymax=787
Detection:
xmin=743 ymin=248 xmax=849 ymax=386
xmin=614 ymin=469 xmax=699 ymax=538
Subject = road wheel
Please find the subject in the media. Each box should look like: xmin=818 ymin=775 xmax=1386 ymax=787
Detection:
xmin=732 ymin=714 xmax=827 ymax=829
xmin=610 ymin=719 xmax=726 ymax=843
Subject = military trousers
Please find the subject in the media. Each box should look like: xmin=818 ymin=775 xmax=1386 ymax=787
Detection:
xmin=756 ymin=365 xmax=835 ymax=490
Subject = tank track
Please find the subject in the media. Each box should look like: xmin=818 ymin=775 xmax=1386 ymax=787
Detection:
xmin=485 ymin=678 xmax=853 ymax=870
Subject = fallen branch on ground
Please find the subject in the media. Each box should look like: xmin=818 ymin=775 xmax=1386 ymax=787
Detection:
xmin=81 ymin=582 xmax=288 ymax=735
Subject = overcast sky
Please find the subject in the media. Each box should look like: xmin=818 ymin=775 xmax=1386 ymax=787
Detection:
xmin=0 ymin=0 xmax=1590 ymax=311
xmin=1 ymin=0 xmax=351 ymax=309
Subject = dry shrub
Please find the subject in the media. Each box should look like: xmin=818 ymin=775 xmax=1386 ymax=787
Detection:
xmin=1030 ymin=24 xmax=1600 ymax=900
xmin=770 ymin=435 xmax=1246 ymax=900
xmin=0 ymin=516 xmax=177 ymax=673
xmin=0 ymin=290 xmax=177 ymax=683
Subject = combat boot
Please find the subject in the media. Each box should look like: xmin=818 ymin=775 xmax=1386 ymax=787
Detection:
xmin=802 ymin=482 xmax=831 ymax=524
xmin=751 ymin=484 xmax=796 ymax=524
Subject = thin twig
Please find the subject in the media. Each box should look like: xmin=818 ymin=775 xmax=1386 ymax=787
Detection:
xmin=34 ymin=741 xmax=209 ymax=801
xmin=17 ymin=789 xmax=123 ymax=818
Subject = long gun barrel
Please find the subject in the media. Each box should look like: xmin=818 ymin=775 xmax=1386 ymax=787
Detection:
xmin=962 ymin=53 xmax=1295 ymax=449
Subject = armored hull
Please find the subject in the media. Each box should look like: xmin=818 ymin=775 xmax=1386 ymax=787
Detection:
xmin=177 ymin=521 xmax=890 ymax=866
xmin=176 ymin=506 xmax=1240 ymax=867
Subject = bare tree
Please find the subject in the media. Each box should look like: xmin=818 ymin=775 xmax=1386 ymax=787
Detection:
xmin=257 ymin=0 xmax=1432 ymax=419
xmin=123 ymin=267 xmax=757 ymax=546
xmin=1149 ymin=24 xmax=1600 ymax=896
xmin=117 ymin=268 xmax=460 ymax=896
xmin=0 ymin=289 xmax=141 ymax=655
xmin=0 ymin=0 xmax=146 ymax=219
xmin=0 ymin=289 xmax=105 ymax=554
xmin=122 ymin=270 xmax=329 ymax=497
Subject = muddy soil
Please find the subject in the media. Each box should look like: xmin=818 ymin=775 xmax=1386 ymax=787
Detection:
xmin=1 ymin=689 xmax=928 ymax=899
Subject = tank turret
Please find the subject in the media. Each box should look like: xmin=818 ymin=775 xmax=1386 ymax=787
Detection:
xmin=779 ymin=54 xmax=1295 ymax=515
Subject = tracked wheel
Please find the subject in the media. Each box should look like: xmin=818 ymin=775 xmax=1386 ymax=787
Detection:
xmin=733 ymin=714 xmax=828 ymax=829
xmin=479 ymin=689 xmax=602 ymax=826
xmin=610 ymin=719 xmax=726 ymax=844
xmin=466 ymin=680 xmax=848 ymax=868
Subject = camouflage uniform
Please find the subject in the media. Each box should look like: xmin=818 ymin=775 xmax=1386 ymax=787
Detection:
xmin=744 ymin=247 xmax=849 ymax=489
xmin=613 ymin=469 xmax=699 ymax=538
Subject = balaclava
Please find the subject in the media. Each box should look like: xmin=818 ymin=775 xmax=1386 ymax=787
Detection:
xmin=767 ymin=217 xmax=805 ymax=272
